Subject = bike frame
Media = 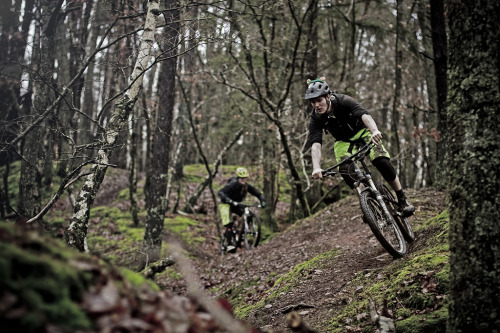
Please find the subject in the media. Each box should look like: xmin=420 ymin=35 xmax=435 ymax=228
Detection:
xmin=236 ymin=203 xmax=260 ymax=236
xmin=323 ymin=143 xmax=395 ymax=230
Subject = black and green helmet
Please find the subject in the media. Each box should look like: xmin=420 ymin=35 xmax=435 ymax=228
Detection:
xmin=305 ymin=78 xmax=330 ymax=100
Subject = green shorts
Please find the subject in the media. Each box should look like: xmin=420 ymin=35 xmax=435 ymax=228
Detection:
xmin=334 ymin=129 xmax=391 ymax=163
xmin=219 ymin=203 xmax=231 ymax=226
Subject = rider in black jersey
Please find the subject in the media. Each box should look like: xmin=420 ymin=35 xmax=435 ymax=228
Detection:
xmin=306 ymin=77 xmax=415 ymax=217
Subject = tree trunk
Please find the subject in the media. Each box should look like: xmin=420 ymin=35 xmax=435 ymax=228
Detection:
xmin=391 ymin=0 xmax=403 ymax=185
xmin=129 ymin=109 xmax=140 ymax=227
xmin=416 ymin=0 xmax=437 ymax=187
xmin=144 ymin=0 xmax=180 ymax=262
xmin=429 ymin=0 xmax=448 ymax=189
xmin=0 ymin=0 xmax=35 ymax=215
xmin=81 ymin=0 xmax=102 ymax=152
xmin=261 ymin=127 xmax=279 ymax=231
xmin=446 ymin=1 xmax=500 ymax=331
xmin=65 ymin=0 xmax=161 ymax=251
xmin=19 ymin=0 xmax=63 ymax=219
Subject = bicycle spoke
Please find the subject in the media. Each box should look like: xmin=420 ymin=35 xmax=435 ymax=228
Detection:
xmin=360 ymin=191 xmax=407 ymax=258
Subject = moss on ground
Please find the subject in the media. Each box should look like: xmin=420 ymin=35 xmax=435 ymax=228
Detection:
xmin=0 ymin=223 xmax=94 ymax=332
xmin=164 ymin=215 xmax=206 ymax=245
xmin=327 ymin=210 xmax=450 ymax=332
xmin=0 ymin=221 xmax=165 ymax=333
xmin=232 ymin=248 xmax=342 ymax=319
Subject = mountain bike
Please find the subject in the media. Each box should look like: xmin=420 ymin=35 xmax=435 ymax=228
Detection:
xmin=322 ymin=143 xmax=414 ymax=258
xmin=220 ymin=203 xmax=262 ymax=254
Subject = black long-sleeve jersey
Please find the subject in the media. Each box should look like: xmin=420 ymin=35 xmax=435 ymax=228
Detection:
xmin=308 ymin=93 xmax=369 ymax=144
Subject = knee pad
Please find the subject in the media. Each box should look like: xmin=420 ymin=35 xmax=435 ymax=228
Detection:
xmin=372 ymin=157 xmax=397 ymax=182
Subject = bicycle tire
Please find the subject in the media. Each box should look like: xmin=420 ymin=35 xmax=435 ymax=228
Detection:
xmin=241 ymin=212 xmax=262 ymax=250
xmin=359 ymin=191 xmax=407 ymax=258
xmin=377 ymin=183 xmax=415 ymax=243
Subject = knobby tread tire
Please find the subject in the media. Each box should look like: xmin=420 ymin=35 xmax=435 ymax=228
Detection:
xmin=359 ymin=191 xmax=407 ymax=258
xmin=241 ymin=212 xmax=262 ymax=250
xmin=377 ymin=183 xmax=415 ymax=243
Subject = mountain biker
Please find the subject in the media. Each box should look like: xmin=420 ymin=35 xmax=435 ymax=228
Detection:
xmin=218 ymin=167 xmax=267 ymax=252
xmin=305 ymin=77 xmax=415 ymax=217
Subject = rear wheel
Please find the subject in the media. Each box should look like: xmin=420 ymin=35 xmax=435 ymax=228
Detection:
xmin=360 ymin=191 xmax=407 ymax=258
xmin=241 ymin=213 xmax=261 ymax=250
xmin=377 ymin=183 xmax=415 ymax=243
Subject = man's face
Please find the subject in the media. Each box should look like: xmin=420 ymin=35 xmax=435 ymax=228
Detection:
xmin=309 ymin=94 xmax=330 ymax=115
xmin=238 ymin=177 xmax=248 ymax=184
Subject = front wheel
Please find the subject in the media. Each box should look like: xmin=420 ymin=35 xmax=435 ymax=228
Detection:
xmin=241 ymin=213 xmax=261 ymax=250
xmin=360 ymin=191 xmax=407 ymax=258
xmin=377 ymin=183 xmax=415 ymax=243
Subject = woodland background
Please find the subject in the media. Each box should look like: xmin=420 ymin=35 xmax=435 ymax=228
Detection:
xmin=0 ymin=0 xmax=499 ymax=332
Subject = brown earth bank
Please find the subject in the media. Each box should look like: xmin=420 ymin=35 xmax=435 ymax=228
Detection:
xmin=155 ymin=187 xmax=447 ymax=332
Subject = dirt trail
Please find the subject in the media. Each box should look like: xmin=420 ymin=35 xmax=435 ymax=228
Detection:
xmin=157 ymin=188 xmax=446 ymax=332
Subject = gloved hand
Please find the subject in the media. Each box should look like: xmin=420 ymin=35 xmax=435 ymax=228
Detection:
xmin=231 ymin=200 xmax=239 ymax=207
xmin=260 ymin=201 xmax=267 ymax=208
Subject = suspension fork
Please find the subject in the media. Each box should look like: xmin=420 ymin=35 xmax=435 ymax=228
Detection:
xmin=357 ymin=160 xmax=394 ymax=224
xmin=243 ymin=208 xmax=250 ymax=232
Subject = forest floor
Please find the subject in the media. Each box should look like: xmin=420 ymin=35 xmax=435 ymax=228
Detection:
xmin=89 ymin=169 xmax=448 ymax=332
xmin=161 ymin=188 xmax=446 ymax=332
xmin=2 ymin=164 xmax=448 ymax=332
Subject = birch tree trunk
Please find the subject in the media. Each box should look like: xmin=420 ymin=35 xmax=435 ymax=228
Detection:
xmin=65 ymin=0 xmax=161 ymax=251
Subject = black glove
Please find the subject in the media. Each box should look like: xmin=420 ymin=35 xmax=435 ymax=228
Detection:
xmin=260 ymin=201 xmax=267 ymax=208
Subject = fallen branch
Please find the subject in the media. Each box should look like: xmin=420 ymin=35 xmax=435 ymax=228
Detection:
xmin=143 ymin=256 xmax=176 ymax=279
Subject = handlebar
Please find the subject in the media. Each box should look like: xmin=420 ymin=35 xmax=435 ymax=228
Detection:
xmin=321 ymin=142 xmax=375 ymax=177
xmin=236 ymin=202 xmax=262 ymax=209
